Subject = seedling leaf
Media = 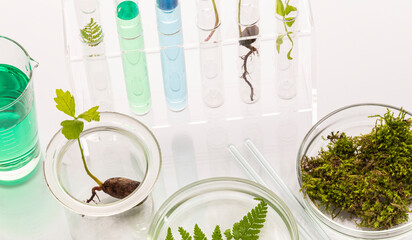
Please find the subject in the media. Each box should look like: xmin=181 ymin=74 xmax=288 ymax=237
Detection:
xmin=276 ymin=35 xmax=284 ymax=53
xmin=78 ymin=106 xmax=100 ymax=122
xmin=55 ymin=89 xmax=76 ymax=117
xmin=276 ymin=0 xmax=285 ymax=16
xmin=61 ymin=120 xmax=84 ymax=140
xmin=285 ymin=18 xmax=296 ymax=27
xmin=287 ymin=48 xmax=293 ymax=60
xmin=285 ymin=5 xmax=297 ymax=15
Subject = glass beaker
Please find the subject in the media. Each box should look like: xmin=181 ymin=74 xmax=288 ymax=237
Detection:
xmin=44 ymin=112 xmax=161 ymax=238
xmin=0 ymin=36 xmax=40 ymax=184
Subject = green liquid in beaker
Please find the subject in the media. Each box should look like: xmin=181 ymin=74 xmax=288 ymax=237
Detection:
xmin=117 ymin=1 xmax=151 ymax=115
xmin=0 ymin=64 xmax=40 ymax=181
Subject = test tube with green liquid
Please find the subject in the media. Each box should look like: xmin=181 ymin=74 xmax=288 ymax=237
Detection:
xmin=115 ymin=0 xmax=151 ymax=115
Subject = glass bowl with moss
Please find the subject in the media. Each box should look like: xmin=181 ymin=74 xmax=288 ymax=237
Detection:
xmin=297 ymin=103 xmax=412 ymax=239
xmin=147 ymin=177 xmax=299 ymax=240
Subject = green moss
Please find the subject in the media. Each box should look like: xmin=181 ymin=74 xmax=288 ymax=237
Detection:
xmin=301 ymin=108 xmax=412 ymax=230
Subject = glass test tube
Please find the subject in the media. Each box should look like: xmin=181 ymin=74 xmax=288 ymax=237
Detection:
xmin=238 ymin=0 xmax=261 ymax=104
xmin=156 ymin=0 xmax=188 ymax=112
xmin=275 ymin=0 xmax=299 ymax=100
xmin=196 ymin=0 xmax=224 ymax=108
xmin=115 ymin=0 xmax=151 ymax=115
xmin=74 ymin=0 xmax=113 ymax=110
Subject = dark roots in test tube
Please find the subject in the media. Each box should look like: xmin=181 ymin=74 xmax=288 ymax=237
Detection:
xmin=239 ymin=25 xmax=259 ymax=102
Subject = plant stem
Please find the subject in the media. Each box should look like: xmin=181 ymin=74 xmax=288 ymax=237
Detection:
xmin=204 ymin=0 xmax=220 ymax=42
xmin=238 ymin=0 xmax=242 ymax=35
xmin=77 ymin=138 xmax=103 ymax=186
xmin=282 ymin=0 xmax=294 ymax=59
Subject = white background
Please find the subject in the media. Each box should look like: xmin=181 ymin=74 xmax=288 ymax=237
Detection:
xmin=1 ymin=0 xmax=412 ymax=239
xmin=2 ymin=0 xmax=412 ymax=148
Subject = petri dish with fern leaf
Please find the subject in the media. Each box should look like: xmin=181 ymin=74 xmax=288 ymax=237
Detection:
xmin=148 ymin=177 xmax=299 ymax=240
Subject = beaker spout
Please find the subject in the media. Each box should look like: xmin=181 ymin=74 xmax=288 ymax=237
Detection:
xmin=30 ymin=57 xmax=39 ymax=69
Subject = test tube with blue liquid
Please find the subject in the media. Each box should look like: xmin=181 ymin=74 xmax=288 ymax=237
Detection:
xmin=156 ymin=0 xmax=188 ymax=111
xmin=115 ymin=0 xmax=151 ymax=115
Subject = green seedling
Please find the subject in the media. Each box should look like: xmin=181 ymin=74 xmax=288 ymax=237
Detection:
xmin=54 ymin=89 xmax=140 ymax=203
xmin=276 ymin=0 xmax=297 ymax=60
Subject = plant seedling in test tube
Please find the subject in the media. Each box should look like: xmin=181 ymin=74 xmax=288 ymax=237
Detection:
xmin=238 ymin=0 xmax=259 ymax=102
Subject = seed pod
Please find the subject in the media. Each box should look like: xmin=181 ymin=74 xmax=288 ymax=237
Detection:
xmin=102 ymin=177 xmax=140 ymax=199
xmin=239 ymin=25 xmax=259 ymax=48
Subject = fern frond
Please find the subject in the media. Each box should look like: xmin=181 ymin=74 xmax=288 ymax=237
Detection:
xmin=194 ymin=224 xmax=207 ymax=240
xmin=224 ymin=229 xmax=233 ymax=240
xmin=178 ymin=227 xmax=192 ymax=240
xmin=166 ymin=227 xmax=176 ymax=240
xmin=170 ymin=199 xmax=268 ymax=240
xmin=211 ymin=225 xmax=223 ymax=240
xmin=232 ymin=199 xmax=268 ymax=240
xmin=80 ymin=18 xmax=104 ymax=47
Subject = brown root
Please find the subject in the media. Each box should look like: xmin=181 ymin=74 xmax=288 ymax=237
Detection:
xmin=86 ymin=186 xmax=103 ymax=203
xmin=241 ymin=45 xmax=259 ymax=101
xmin=239 ymin=25 xmax=259 ymax=102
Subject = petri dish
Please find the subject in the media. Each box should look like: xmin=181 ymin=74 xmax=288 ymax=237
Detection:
xmin=297 ymin=103 xmax=412 ymax=239
xmin=148 ymin=177 xmax=299 ymax=239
